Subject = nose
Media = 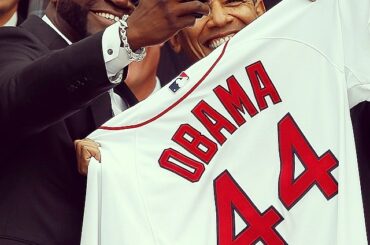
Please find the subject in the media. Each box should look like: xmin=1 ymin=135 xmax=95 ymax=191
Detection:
xmin=206 ymin=2 xmax=233 ymax=28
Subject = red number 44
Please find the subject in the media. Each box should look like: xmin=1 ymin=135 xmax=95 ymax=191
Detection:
xmin=214 ymin=113 xmax=338 ymax=244
xmin=278 ymin=113 xmax=338 ymax=209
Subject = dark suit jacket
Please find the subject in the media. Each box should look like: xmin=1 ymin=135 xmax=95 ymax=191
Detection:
xmin=16 ymin=13 xmax=25 ymax=26
xmin=0 ymin=15 xmax=135 ymax=245
xmin=16 ymin=1 xmax=29 ymax=26
xmin=351 ymin=103 xmax=370 ymax=241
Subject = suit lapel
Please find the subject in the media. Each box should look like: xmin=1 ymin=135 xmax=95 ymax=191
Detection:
xmin=21 ymin=15 xmax=113 ymax=129
xmin=20 ymin=15 xmax=69 ymax=50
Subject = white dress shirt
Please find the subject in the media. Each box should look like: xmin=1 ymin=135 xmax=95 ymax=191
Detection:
xmin=4 ymin=12 xmax=17 ymax=27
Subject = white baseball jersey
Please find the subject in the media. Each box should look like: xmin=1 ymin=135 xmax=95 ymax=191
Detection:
xmin=81 ymin=0 xmax=370 ymax=244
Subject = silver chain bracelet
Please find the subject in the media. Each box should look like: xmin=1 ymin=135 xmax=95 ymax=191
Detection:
xmin=118 ymin=15 xmax=146 ymax=62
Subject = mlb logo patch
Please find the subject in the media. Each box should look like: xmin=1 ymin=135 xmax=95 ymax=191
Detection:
xmin=169 ymin=72 xmax=189 ymax=93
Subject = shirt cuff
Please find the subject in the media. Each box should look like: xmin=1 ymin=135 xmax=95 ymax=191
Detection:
xmin=102 ymin=22 xmax=131 ymax=84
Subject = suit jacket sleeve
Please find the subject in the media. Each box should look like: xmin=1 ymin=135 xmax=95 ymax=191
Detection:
xmin=0 ymin=27 xmax=127 ymax=141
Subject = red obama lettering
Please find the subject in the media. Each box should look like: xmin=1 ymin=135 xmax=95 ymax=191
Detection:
xmin=159 ymin=148 xmax=205 ymax=182
xmin=214 ymin=75 xmax=259 ymax=127
xmin=172 ymin=124 xmax=218 ymax=163
xmin=192 ymin=100 xmax=237 ymax=145
xmin=246 ymin=61 xmax=282 ymax=111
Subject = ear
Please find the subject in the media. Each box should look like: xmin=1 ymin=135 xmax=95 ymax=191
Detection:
xmin=168 ymin=33 xmax=182 ymax=54
xmin=255 ymin=0 xmax=266 ymax=17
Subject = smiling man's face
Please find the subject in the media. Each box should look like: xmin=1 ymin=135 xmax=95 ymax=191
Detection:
xmin=170 ymin=0 xmax=266 ymax=62
xmin=55 ymin=0 xmax=134 ymax=39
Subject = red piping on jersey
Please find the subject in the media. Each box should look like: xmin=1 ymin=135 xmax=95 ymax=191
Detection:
xmin=99 ymin=41 xmax=229 ymax=131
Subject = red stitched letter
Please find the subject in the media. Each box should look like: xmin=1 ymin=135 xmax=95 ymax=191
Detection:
xmin=192 ymin=100 xmax=237 ymax=145
xmin=278 ymin=114 xmax=338 ymax=209
xmin=214 ymin=171 xmax=286 ymax=245
xmin=214 ymin=75 xmax=258 ymax=126
xmin=172 ymin=124 xmax=218 ymax=164
xmin=159 ymin=148 xmax=205 ymax=182
xmin=246 ymin=61 xmax=282 ymax=110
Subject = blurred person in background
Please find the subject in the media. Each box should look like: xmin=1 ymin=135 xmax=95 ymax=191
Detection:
xmin=28 ymin=0 xmax=49 ymax=17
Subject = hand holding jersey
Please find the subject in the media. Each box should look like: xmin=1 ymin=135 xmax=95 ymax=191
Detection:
xmin=75 ymin=139 xmax=101 ymax=176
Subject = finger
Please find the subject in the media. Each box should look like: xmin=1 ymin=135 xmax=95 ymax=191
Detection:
xmin=175 ymin=1 xmax=210 ymax=18
xmin=84 ymin=138 xmax=101 ymax=147
xmin=78 ymin=146 xmax=91 ymax=175
xmin=86 ymin=146 xmax=102 ymax=163
xmin=180 ymin=0 xmax=208 ymax=3
xmin=81 ymin=146 xmax=101 ymax=162
xmin=75 ymin=140 xmax=100 ymax=160
xmin=78 ymin=160 xmax=88 ymax=176
xmin=74 ymin=139 xmax=82 ymax=150
xmin=76 ymin=139 xmax=100 ymax=148
xmin=74 ymin=140 xmax=85 ymax=162
xmin=77 ymin=142 xmax=100 ymax=151
xmin=175 ymin=15 xmax=199 ymax=29
xmin=79 ymin=146 xmax=101 ymax=175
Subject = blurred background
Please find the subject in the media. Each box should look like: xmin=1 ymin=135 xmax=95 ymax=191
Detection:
xmin=27 ymin=0 xmax=48 ymax=17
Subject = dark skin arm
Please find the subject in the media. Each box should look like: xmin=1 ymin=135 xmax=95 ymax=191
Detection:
xmin=127 ymin=0 xmax=210 ymax=50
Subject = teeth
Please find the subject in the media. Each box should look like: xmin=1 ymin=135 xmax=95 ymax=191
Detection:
xmin=208 ymin=34 xmax=235 ymax=49
xmin=96 ymin=12 xmax=120 ymax=22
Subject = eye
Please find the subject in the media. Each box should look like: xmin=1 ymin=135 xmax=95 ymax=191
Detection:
xmin=225 ymin=0 xmax=248 ymax=7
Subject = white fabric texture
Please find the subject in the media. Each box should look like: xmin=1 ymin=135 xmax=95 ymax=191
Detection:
xmin=81 ymin=0 xmax=370 ymax=244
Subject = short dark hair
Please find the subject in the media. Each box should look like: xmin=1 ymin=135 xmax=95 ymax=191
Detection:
xmin=264 ymin=0 xmax=282 ymax=10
